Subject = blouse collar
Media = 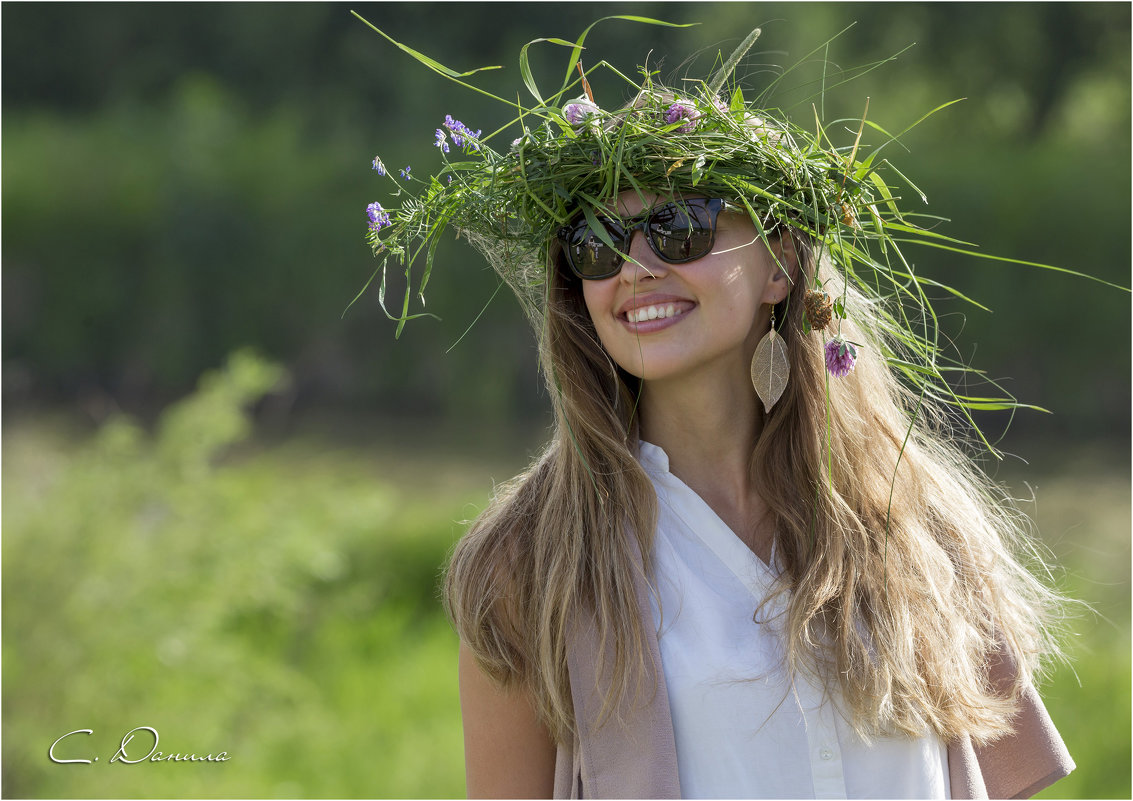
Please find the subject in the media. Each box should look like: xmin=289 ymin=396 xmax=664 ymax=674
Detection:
xmin=637 ymin=440 xmax=670 ymax=474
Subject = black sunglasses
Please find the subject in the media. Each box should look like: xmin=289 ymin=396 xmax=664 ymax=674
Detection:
xmin=556 ymin=197 xmax=729 ymax=280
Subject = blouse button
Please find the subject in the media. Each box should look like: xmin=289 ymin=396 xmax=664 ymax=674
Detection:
xmin=819 ymin=747 xmax=834 ymax=761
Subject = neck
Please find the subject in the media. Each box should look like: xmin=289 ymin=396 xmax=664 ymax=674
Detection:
xmin=637 ymin=366 xmax=776 ymax=563
xmin=637 ymin=363 xmax=764 ymax=518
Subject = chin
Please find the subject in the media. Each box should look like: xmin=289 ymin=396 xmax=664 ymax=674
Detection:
xmin=613 ymin=356 xmax=696 ymax=384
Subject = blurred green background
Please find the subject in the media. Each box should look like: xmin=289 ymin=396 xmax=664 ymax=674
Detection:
xmin=3 ymin=3 xmax=1129 ymax=798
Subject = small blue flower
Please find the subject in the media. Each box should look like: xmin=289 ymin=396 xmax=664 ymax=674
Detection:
xmin=445 ymin=117 xmax=465 ymax=147
xmin=366 ymin=201 xmax=392 ymax=232
xmin=434 ymin=129 xmax=450 ymax=153
xmin=399 ymin=165 xmax=412 ymax=181
xmin=371 ymin=156 xmax=386 ymax=175
xmin=443 ymin=115 xmax=480 ymax=151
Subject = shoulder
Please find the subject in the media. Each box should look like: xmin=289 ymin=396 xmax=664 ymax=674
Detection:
xmin=459 ymin=640 xmax=557 ymax=797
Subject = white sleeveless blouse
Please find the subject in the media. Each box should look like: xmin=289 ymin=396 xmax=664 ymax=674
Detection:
xmin=639 ymin=441 xmax=951 ymax=799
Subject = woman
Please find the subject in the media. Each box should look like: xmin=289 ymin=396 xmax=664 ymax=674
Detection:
xmin=363 ymin=22 xmax=1074 ymax=799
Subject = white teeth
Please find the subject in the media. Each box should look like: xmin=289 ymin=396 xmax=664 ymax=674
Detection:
xmin=628 ymin=304 xmax=683 ymax=323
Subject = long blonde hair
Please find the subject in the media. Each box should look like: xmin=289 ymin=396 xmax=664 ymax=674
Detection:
xmin=444 ymin=223 xmax=1067 ymax=746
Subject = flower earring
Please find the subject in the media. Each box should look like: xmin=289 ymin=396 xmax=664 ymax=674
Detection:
xmin=751 ymin=306 xmax=789 ymax=413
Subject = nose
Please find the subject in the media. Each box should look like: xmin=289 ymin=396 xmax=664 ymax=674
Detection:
xmin=619 ymin=227 xmax=668 ymax=283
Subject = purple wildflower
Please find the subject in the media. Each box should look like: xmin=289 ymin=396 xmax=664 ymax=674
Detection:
xmin=443 ymin=115 xmax=481 ymax=150
xmin=434 ymin=128 xmax=450 ymax=153
xmin=366 ymin=201 xmax=392 ymax=232
xmin=563 ymin=99 xmax=599 ymax=126
xmin=824 ymin=338 xmax=858 ymax=378
xmin=664 ymin=100 xmax=701 ymax=133
xmin=371 ymin=156 xmax=386 ymax=175
xmin=399 ymin=165 xmax=412 ymax=181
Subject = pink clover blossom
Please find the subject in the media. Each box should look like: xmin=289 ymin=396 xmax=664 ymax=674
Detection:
xmin=664 ymin=100 xmax=701 ymax=133
xmin=824 ymin=338 xmax=858 ymax=378
xmin=563 ymin=99 xmax=600 ymax=126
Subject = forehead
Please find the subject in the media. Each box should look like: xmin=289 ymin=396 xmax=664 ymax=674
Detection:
xmin=610 ymin=189 xmax=704 ymax=217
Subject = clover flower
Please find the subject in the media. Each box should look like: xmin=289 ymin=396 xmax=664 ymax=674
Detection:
xmin=371 ymin=156 xmax=386 ymax=175
xmin=399 ymin=165 xmax=412 ymax=181
xmin=824 ymin=337 xmax=858 ymax=378
xmin=434 ymin=129 xmax=450 ymax=153
xmin=664 ymin=100 xmax=701 ymax=133
xmin=443 ymin=115 xmax=481 ymax=150
xmin=366 ymin=201 xmax=392 ymax=232
xmin=563 ymin=99 xmax=599 ymax=126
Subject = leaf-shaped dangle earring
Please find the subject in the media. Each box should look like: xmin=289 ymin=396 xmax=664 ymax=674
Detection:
xmin=751 ymin=306 xmax=789 ymax=413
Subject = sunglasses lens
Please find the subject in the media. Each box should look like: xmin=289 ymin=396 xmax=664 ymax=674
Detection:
xmin=558 ymin=199 xmax=723 ymax=279
xmin=563 ymin=219 xmax=624 ymax=278
xmin=648 ymin=200 xmax=716 ymax=261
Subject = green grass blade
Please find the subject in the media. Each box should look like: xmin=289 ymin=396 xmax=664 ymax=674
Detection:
xmin=899 ymin=240 xmax=1131 ymax=291
xmin=560 ymin=16 xmax=695 ymax=95
xmin=519 ymin=37 xmax=577 ymax=104
xmin=352 ymin=12 xmax=516 ymax=110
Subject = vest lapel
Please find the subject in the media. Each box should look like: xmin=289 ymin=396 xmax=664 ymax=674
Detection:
xmin=565 ymin=539 xmax=681 ymax=798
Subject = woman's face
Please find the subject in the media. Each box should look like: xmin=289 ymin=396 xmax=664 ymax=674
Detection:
xmin=579 ymin=190 xmax=790 ymax=384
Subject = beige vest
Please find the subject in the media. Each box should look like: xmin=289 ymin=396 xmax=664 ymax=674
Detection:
xmin=553 ymin=547 xmax=1074 ymax=799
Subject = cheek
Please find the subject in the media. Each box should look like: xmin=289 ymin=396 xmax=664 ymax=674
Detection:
xmin=579 ymin=278 xmax=626 ymax=355
xmin=581 ymin=279 xmax=616 ymax=326
xmin=717 ymin=261 xmax=756 ymax=305
xmin=691 ymin=255 xmax=764 ymax=314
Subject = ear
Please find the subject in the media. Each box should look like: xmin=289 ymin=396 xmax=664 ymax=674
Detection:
xmin=763 ymin=233 xmax=801 ymax=305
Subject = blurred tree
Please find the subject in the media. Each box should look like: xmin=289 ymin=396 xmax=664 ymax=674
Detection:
xmin=2 ymin=3 xmax=1128 ymax=436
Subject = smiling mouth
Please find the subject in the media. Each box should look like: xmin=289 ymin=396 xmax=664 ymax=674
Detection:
xmin=623 ymin=303 xmax=687 ymax=323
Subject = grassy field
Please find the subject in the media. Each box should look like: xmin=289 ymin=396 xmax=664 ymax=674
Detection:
xmin=3 ymin=358 xmax=1129 ymax=798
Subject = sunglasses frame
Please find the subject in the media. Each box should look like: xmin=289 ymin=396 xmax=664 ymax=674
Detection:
xmin=556 ymin=197 xmax=730 ymax=280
